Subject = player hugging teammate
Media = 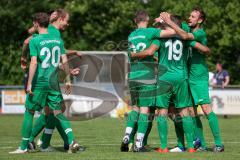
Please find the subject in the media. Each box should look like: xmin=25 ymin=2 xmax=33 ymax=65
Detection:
xmin=10 ymin=11 xmax=82 ymax=154
xmin=121 ymin=7 xmax=224 ymax=153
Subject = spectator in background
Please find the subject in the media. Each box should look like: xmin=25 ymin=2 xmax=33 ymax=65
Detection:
xmin=214 ymin=62 xmax=230 ymax=88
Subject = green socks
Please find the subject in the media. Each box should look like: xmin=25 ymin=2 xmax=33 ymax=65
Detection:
xmin=29 ymin=113 xmax=47 ymax=142
xmin=41 ymin=114 xmax=55 ymax=149
xmin=20 ymin=111 xmax=34 ymax=150
xmin=182 ymin=116 xmax=194 ymax=149
xmin=156 ymin=116 xmax=168 ymax=149
xmin=136 ymin=113 xmax=148 ymax=148
xmin=207 ymin=112 xmax=222 ymax=146
xmin=129 ymin=124 xmax=137 ymax=144
xmin=56 ymin=113 xmax=75 ymax=145
xmin=192 ymin=116 xmax=207 ymax=148
xmin=143 ymin=121 xmax=152 ymax=146
xmin=55 ymin=116 xmax=69 ymax=145
xmin=125 ymin=110 xmax=139 ymax=135
xmin=173 ymin=116 xmax=185 ymax=148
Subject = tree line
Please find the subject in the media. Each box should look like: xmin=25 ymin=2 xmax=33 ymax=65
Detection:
xmin=0 ymin=0 xmax=239 ymax=85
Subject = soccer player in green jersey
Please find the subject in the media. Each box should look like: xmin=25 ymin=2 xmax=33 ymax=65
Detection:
xmin=21 ymin=9 xmax=82 ymax=152
xmin=121 ymin=10 xmax=182 ymax=152
xmin=160 ymin=8 xmax=224 ymax=152
xmin=10 ymin=12 xmax=80 ymax=154
xmin=131 ymin=15 xmax=210 ymax=153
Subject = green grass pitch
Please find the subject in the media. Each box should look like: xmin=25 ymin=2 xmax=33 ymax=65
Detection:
xmin=0 ymin=115 xmax=240 ymax=159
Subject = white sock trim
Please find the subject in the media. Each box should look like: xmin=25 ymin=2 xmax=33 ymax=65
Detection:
xmin=65 ymin=128 xmax=73 ymax=134
xmin=136 ymin=133 xmax=145 ymax=148
xmin=125 ymin=127 xmax=133 ymax=135
xmin=22 ymin=137 xmax=29 ymax=141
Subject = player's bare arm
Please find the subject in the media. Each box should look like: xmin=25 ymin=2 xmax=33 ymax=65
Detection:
xmin=61 ymin=54 xmax=80 ymax=94
xmin=194 ymin=42 xmax=211 ymax=56
xmin=159 ymin=27 xmax=177 ymax=38
xmin=28 ymin=26 xmax=36 ymax=35
xmin=160 ymin=12 xmax=194 ymax=40
xmin=21 ymin=36 xmax=33 ymax=70
xmin=66 ymin=49 xmax=82 ymax=57
xmin=27 ymin=56 xmax=37 ymax=95
xmin=131 ymin=44 xmax=159 ymax=59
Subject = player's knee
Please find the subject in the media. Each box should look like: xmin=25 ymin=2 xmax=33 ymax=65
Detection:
xmin=188 ymin=107 xmax=196 ymax=117
xmin=201 ymin=104 xmax=212 ymax=115
xmin=156 ymin=108 xmax=168 ymax=116
xmin=178 ymin=107 xmax=189 ymax=117
xmin=132 ymin=106 xmax=139 ymax=112
xmin=140 ymin=107 xmax=149 ymax=114
xmin=168 ymin=106 xmax=176 ymax=120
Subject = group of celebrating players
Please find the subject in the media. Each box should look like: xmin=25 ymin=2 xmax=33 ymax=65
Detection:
xmin=8 ymin=6 xmax=224 ymax=155
xmin=121 ymin=7 xmax=224 ymax=153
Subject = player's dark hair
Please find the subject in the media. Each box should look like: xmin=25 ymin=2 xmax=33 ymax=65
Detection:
xmin=134 ymin=10 xmax=149 ymax=24
xmin=192 ymin=7 xmax=206 ymax=24
xmin=32 ymin=12 xmax=49 ymax=28
xmin=170 ymin=15 xmax=182 ymax=27
xmin=50 ymin=9 xmax=69 ymax=23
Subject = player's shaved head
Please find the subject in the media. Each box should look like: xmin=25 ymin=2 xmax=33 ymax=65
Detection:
xmin=170 ymin=15 xmax=182 ymax=27
xmin=134 ymin=10 xmax=149 ymax=24
xmin=32 ymin=12 xmax=49 ymax=28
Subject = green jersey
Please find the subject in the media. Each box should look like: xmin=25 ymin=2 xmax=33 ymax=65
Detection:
xmin=29 ymin=33 xmax=65 ymax=90
xmin=153 ymin=37 xmax=190 ymax=84
xmin=181 ymin=22 xmax=191 ymax=33
xmin=153 ymin=22 xmax=191 ymax=64
xmin=48 ymin=24 xmax=61 ymax=38
xmin=128 ymin=28 xmax=161 ymax=80
xmin=189 ymin=29 xmax=208 ymax=81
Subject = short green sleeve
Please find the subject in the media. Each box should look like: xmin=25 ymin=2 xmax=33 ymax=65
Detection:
xmin=181 ymin=22 xmax=190 ymax=33
xmin=29 ymin=38 xmax=37 ymax=57
xmin=149 ymin=28 xmax=161 ymax=39
xmin=152 ymin=39 xmax=161 ymax=47
xmin=189 ymin=40 xmax=197 ymax=47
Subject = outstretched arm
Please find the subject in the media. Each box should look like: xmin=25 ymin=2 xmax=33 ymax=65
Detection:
xmin=66 ymin=49 xmax=82 ymax=57
xmin=159 ymin=28 xmax=177 ymax=38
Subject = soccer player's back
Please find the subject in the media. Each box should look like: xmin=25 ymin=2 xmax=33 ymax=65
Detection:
xmin=122 ymin=10 xmax=161 ymax=152
xmin=29 ymin=33 xmax=63 ymax=91
xmin=153 ymin=17 xmax=195 ymax=152
xmin=157 ymin=36 xmax=189 ymax=83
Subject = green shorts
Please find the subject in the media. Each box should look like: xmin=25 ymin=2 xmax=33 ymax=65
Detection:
xmin=156 ymin=79 xmax=193 ymax=108
xmin=25 ymin=89 xmax=63 ymax=111
xmin=129 ymin=81 xmax=156 ymax=107
xmin=189 ymin=80 xmax=211 ymax=105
